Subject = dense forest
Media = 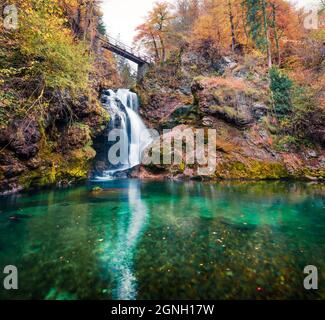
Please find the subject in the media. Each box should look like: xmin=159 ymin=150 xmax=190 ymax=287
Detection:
xmin=0 ymin=0 xmax=324 ymax=194
xmin=134 ymin=0 xmax=324 ymax=141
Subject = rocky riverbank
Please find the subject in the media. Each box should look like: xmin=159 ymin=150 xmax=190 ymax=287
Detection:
xmin=133 ymin=52 xmax=324 ymax=181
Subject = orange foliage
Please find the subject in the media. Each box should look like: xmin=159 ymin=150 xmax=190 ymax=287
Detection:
xmin=192 ymin=0 xmax=247 ymax=51
xmin=200 ymin=77 xmax=248 ymax=91
xmin=134 ymin=1 xmax=174 ymax=62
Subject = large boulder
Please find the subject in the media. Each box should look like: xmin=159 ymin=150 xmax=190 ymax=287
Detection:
xmin=192 ymin=76 xmax=270 ymax=127
xmin=4 ymin=119 xmax=41 ymax=160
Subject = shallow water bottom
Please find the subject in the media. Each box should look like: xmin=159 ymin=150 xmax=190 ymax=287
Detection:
xmin=0 ymin=180 xmax=324 ymax=300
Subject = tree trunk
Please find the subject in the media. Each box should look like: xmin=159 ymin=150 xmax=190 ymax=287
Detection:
xmin=158 ymin=34 xmax=166 ymax=62
xmin=150 ymin=32 xmax=160 ymax=62
xmin=271 ymin=3 xmax=281 ymax=65
xmin=262 ymin=0 xmax=272 ymax=68
xmin=228 ymin=0 xmax=237 ymax=52
xmin=241 ymin=2 xmax=249 ymax=45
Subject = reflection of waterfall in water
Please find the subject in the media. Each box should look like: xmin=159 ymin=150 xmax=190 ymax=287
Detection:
xmin=95 ymin=89 xmax=152 ymax=181
xmin=100 ymin=181 xmax=148 ymax=300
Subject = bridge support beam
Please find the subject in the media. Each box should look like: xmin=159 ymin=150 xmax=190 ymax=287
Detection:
xmin=137 ymin=63 xmax=149 ymax=82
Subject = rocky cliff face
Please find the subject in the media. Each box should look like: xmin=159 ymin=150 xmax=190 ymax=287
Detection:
xmin=0 ymin=1 xmax=117 ymax=195
xmin=0 ymin=92 xmax=109 ymax=195
xmin=134 ymin=52 xmax=324 ymax=181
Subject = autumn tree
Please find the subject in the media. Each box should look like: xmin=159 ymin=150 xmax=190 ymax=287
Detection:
xmin=134 ymin=1 xmax=174 ymax=62
xmin=243 ymin=0 xmax=272 ymax=67
xmin=67 ymin=1 xmax=103 ymax=41
xmin=192 ymin=0 xmax=245 ymax=52
xmin=243 ymin=0 xmax=302 ymax=67
xmin=0 ymin=0 xmax=118 ymax=114
xmin=173 ymin=0 xmax=200 ymax=34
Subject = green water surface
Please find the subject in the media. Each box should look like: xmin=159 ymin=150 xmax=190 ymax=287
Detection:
xmin=0 ymin=180 xmax=324 ymax=300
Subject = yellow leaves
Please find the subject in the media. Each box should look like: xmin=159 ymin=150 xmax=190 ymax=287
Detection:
xmin=12 ymin=0 xmax=93 ymax=93
xmin=25 ymin=7 xmax=34 ymax=15
xmin=191 ymin=0 xmax=244 ymax=49
xmin=0 ymin=68 xmax=17 ymax=77
xmin=309 ymin=28 xmax=325 ymax=42
xmin=134 ymin=1 xmax=174 ymax=61
xmin=0 ymin=65 xmax=32 ymax=78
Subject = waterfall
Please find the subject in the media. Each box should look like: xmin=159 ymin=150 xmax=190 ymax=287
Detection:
xmin=116 ymin=89 xmax=139 ymax=112
xmin=95 ymin=89 xmax=152 ymax=180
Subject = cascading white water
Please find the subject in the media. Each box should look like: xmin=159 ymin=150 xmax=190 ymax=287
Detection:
xmin=116 ymin=89 xmax=139 ymax=112
xmin=95 ymin=89 xmax=152 ymax=180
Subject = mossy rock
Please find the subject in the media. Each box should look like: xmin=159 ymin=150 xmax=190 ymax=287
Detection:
xmin=91 ymin=186 xmax=103 ymax=193
xmin=209 ymin=105 xmax=251 ymax=126
xmin=19 ymin=146 xmax=97 ymax=190
xmin=216 ymin=160 xmax=290 ymax=180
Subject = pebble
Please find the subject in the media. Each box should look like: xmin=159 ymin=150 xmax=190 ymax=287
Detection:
xmin=226 ymin=271 xmax=234 ymax=277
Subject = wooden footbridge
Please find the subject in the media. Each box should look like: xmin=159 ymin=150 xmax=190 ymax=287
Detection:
xmin=97 ymin=35 xmax=152 ymax=80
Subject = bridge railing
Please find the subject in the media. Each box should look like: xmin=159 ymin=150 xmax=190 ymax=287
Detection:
xmin=97 ymin=34 xmax=153 ymax=64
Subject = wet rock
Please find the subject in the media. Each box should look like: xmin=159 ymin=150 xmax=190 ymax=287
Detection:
xmin=102 ymin=89 xmax=114 ymax=96
xmin=9 ymin=213 xmax=32 ymax=221
xmin=57 ymin=180 xmax=72 ymax=188
xmin=2 ymin=164 xmax=26 ymax=178
xmin=219 ymin=218 xmax=256 ymax=231
xmin=252 ymin=103 xmax=268 ymax=120
xmin=0 ymin=151 xmax=27 ymax=179
xmin=202 ymin=116 xmax=214 ymax=127
xmin=213 ymin=56 xmax=238 ymax=75
xmin=9 ymin=216 xmax=21 ymax=222
xmin=306 ymin=150 xmax=317 ymax=158
xmin=59 ymin=124 xmax=92 ymax=152
xmin=92 ymin=186 xmax=103 ymax=193
xmin=0 ymin=180 xmax=23 ymax=196
xmin=6 ymin=119 xmax=41 ymax=160
xmin=192 ymin=76 xmax=260 ymax=127
xmin=179 ymin=86 xmax=192 ymax=96
xmin=162 ymin=105 xmax=198 ymax=128
xmin=233 ymin=67 xmax=250 ymax=79
xmin=137 ymin=91 xmax=194 ymax=129
xmin=100 ymin=95 xmax=109 ymax=104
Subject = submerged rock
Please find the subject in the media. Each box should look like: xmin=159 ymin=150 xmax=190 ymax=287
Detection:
xmin=219 ymin=218 xmax=257 ymax=231
xmin=9 ymin=213 xmax=32 ymax=222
